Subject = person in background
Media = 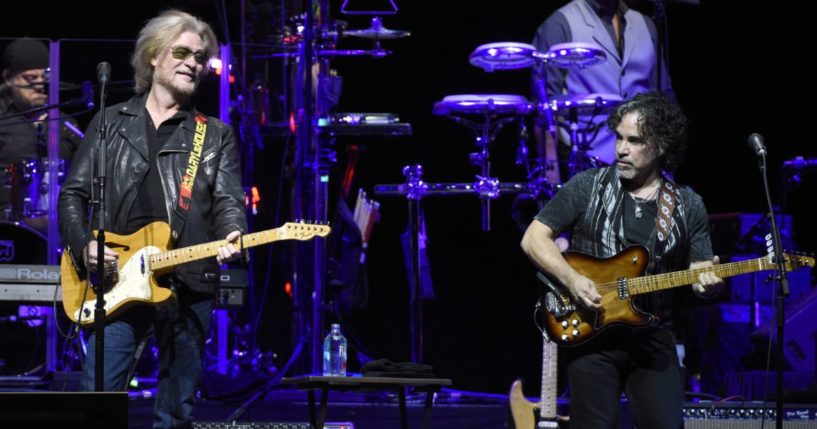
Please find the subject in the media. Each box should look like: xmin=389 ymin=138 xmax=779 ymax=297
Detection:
xmin=531 ymin=0 xmax=673 ymax=184
xmin=1 ymin=37 xmax=81 ymax=230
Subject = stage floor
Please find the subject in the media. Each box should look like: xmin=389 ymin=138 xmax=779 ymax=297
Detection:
xmin=129 ymin=387 xmax=512 ymax=429
xmin=127 ymin=386 xmax=817 ymax=429
xmin=2 ymin=373 xmax=815 ymax=428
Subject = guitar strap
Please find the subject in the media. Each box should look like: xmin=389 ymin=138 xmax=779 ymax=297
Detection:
xmin=653 ymin=178 xmax=677 ymax=255
xmin=170 ymin=113 xmax=208 ymax=243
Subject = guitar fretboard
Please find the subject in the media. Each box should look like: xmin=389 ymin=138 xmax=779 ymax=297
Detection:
xmin=539 ymin=336 xmax=558 ymax=419
xmin=624 ymin=257 xmax=774 ymax=296
xmin=149 ymin=229 xmax=280 ymax=270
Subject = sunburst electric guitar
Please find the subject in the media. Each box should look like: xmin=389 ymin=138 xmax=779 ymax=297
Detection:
xmin=61 ymin=221 xmax=330 ymax=325
xmin=540 ymin=245 xmax=814 ymax=347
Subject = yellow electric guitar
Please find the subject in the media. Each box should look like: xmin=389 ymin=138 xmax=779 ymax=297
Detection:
xmin=509 ymin=332 xmax=565 ymax=428
xmin=510 ymin=274 xmax=569 ymax=428
xmin=61 ymin=220 xmax=330 ymax=325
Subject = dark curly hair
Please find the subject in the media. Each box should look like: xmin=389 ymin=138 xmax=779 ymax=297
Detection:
xmin=606 ymin=91 xmax=687 ymax=172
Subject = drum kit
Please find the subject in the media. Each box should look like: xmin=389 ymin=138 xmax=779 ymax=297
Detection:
xmin=375 ymin=40 xmax=622 ymax=232
xmin=1 ymin=158 xmax=62 ymax=264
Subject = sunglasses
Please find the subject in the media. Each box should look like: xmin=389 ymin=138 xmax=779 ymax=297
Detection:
xmin=170 ymin=46 xmax=208 ymax=65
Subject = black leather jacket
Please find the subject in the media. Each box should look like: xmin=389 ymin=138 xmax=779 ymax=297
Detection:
xmin=58 ymin=94 xmax=247 ymax=293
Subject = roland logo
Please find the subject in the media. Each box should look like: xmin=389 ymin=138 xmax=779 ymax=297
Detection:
xmin=16 ymin=267 xmax=60 ymax=282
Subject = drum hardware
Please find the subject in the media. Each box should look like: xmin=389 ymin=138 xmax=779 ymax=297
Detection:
xmin=3 ymin=158 xmax=65 ymax=227
xmin=339 ymin=16 xmax=408 ymax=60
xmin=468 ymin=41 xmax=610 ymax=183
xmin=344 ymin=16 xmax=410 ymax=40
xmin=340 ymin=0 xmax=399 ymax=15
xmin=469 ymin=42 xmax=540 ymax=72
xmin=547 ymin=93 xmax=622 ymax=177
xmin=545 ymin=42 xmax=607 ymax=69
xmin=374 ymin=163 xmax=558 ymax=362
xmin=469 ymin=41 xmax=607 ymax=72
xmin=433 ymin=94 xmax=532 ymax=231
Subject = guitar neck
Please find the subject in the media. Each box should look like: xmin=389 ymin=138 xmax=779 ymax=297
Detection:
xmin=539 ymin=336 xmax=558 ymax=419
xmin=150 ymin=229 xmax=278 ymax=270
xmin=628 ymin=256 xmax=772 ymax=296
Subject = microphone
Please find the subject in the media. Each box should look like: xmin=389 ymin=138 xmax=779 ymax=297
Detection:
xmin=747 ymin=133 xmax=766 ymax=157
xmin=96 ymin=61 xmax=111 ymax=84
xmin=81 ymin=80 xmax=95 ymax=109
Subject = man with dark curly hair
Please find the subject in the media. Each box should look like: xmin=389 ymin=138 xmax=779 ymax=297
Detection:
xmin=521 ymin=91 xmax=722 ymax=428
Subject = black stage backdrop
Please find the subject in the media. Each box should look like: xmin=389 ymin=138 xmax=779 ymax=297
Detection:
xmin=4 ymin=1 xmax=815 ymax=394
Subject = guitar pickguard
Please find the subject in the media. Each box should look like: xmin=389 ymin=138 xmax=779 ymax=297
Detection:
xmin=73 ymin=246 xmax=161 ymax=323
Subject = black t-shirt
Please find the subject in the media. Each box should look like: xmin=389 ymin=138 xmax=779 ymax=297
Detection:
xmin=126 ymin=111 xmax=186 ymax=233
xmin=622 ymin=193 xmax=657 ymax=248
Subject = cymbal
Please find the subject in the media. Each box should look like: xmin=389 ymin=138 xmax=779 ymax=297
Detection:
xmin=345 ymin=16 xmax=410 ymax=40
xmin=345 ymin=27 xmax=410 ymax=39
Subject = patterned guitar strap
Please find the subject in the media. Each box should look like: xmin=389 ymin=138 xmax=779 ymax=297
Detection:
xmin=170 ymin=113 xmax=208 ymax=243
xmin=654 ymin=178 xmax=678 ymax=257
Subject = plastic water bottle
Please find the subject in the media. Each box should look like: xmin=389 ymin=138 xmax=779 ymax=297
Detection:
xmin=322 ymin=323 xmax=347 ymax=376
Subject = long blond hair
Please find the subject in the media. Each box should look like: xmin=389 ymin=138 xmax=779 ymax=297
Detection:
xmin=131 ymin=9 xmax=218 ymax=94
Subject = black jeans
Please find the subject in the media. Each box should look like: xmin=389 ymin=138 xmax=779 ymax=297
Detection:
xmin=565 ymin=327 xmax=684 ymax=429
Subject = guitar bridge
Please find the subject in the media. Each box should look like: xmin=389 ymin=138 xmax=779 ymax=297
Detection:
xmin=617 ymin=278 xmax=629 ymax=299
xmin=544 ymin=291 xmax=573 ymax=317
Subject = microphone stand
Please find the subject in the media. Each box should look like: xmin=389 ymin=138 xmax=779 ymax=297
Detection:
xmin=0 ymin=96 xmax=92 ymax=121
xmin=93 ymin=68 xmax=110 ymax=392
xmin=755 ymin=148 xmax=790 ymax=429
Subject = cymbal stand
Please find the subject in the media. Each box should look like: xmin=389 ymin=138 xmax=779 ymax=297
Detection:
xmin=444 ymin=111 xmax=518 ymax=231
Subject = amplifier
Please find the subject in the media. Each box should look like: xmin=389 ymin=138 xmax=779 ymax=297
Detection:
xmin=684 ymin=401 xmax=817 ymax=428
xmin=193 ymin=422 xmax=353 ymax=429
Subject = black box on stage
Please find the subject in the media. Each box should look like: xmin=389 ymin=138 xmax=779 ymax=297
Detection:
xmin=216 ymin=268 xmax=248 ymax=309
xmin=0 ymin=391 xmax=127 ymax=427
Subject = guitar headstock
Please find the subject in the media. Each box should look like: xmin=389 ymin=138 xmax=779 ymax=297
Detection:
xmin=783 ymin=252 xmax=816 ymax=271
xmin=278 ymin=221 xmax=331 ymax=241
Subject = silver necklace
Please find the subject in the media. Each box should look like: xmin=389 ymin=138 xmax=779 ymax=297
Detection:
xmin=628 ymin=186 xmax=659 ymax=219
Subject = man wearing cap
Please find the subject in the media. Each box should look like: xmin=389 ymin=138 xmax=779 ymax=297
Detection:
xmin=0 ymin=37 xmax=81 ymax=228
